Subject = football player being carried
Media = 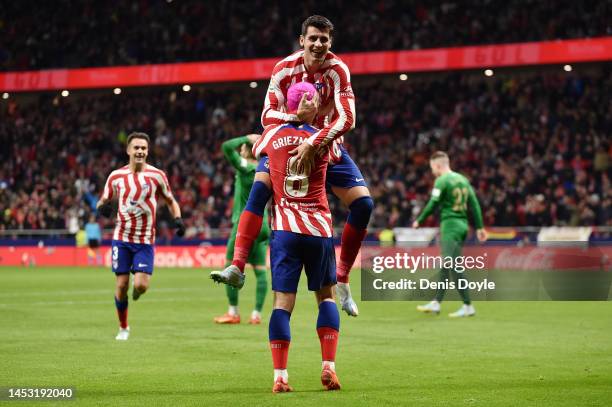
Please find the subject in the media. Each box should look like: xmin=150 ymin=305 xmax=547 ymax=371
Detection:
xmin=213 ymin=83 xmax=342 ymax=392
xmin=213 ymin=15 xmax=373 ymax=317
xmin=97 ymin=132 xmax=185 ymax=340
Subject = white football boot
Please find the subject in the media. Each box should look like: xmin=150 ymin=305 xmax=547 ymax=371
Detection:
xmin=115 ymin=327 xmax=130 ymax=340
xmin=336 ymin=282 xmax=359 ymax=317
xmin=449 ymin=304 xmax=476 ymax=318
xmin=416 ymin=300 xmax=441 ymax=314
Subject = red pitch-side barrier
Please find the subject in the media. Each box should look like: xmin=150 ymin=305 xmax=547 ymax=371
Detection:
xmin=1 ymin=246 xmax=610 ymax=270
xmin=2 ymin=37 xmax=611 ymax=92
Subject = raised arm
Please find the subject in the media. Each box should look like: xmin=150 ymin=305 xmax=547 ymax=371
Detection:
xmin=261 ymin=64 xmax=299 ymax=126
xmin=222 ymin=135 xmax=255 ymax=173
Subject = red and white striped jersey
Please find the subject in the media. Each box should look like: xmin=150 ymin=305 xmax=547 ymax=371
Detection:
xmin=101 ymin=164 xmax=173 ymax=244
xmin=253 ymin=123 xmax=333 ymax=238
xmin=261 ymin=50 xmax=355 ymax=159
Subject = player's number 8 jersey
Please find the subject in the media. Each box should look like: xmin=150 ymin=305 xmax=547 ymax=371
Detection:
xmin=254 ymin=123 xmax=333 ymax=238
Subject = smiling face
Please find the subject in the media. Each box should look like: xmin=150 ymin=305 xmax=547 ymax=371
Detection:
xmin=127 ymin=137 xmax=148 ymax=167
xmin=300 ymin=26 xmax=332 ymax=67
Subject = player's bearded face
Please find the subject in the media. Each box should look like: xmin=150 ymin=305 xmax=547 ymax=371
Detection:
xmin=128 ymin=140 xmax=148 ymax=164
xmin=300 ymin=26 xmax=331 ymax=63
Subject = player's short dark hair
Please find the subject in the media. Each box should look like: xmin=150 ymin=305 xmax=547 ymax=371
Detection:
xmin=430 ymin=151 xmax=449 ymax=162
xmin=301 ymin=15 xmax=334 ymax=37
xmin=127 ymin=132 xmax=150 ymax=146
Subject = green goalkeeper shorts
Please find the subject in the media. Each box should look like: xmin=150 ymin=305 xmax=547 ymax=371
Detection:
xmin=440 ymin=218 xmax=468 ymax=259
xmin=225 ymin=222 xmax=270 ymax=267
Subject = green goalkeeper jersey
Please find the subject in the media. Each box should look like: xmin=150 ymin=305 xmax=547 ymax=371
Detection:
xmin=417 ymin=171 xmax=484 ymax=228
xmin=222 ymin=136 xmax=269 ymax=226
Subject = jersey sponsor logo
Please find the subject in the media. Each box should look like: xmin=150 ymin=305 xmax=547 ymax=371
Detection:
xmin=339 ymin=85 xmax=354 ymax=98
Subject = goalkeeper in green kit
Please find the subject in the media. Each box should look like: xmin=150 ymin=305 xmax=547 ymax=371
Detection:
xmin=214 ymin=134 xmax=269 ymax=325
xmin=413 ymin=151 xmax=488 ymax=317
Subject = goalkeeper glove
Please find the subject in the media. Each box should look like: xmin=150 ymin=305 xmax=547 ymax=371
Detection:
xmin=98 ymin=202 xmax=113 ymax=218
xmin=174 ymin=217 xmax=186 ymax=237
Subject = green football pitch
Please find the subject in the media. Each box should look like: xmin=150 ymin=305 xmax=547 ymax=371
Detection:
xmin=1 ymin=267 xmax=611 ymax=406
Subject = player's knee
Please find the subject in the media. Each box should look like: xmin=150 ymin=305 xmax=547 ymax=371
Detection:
xmin=316 ymin=285 xmax=335 ymax=303
xmin=116 ymin=279 xmax=129 ymax=292
xmin=253 ymin=267 xmax=267 ymax=280
xmin=134 ymin=282 xmax=148 ymax=293
xmin=347 ymin=196 xmax=374 ymax=229
xmin=273 ymin=292 xmax=295 ymax=312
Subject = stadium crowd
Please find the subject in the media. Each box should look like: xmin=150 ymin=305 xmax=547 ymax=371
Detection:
xmin=1 ymin=67 xmax=610 ymax=237
xmin=1 ymin=0 xmax=610 ymax=71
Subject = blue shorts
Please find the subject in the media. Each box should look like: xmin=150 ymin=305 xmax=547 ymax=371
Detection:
xmin=111 ymin=240 xmax=154 ymax=275
xmin=326 ymin=146 xmax=367 ymax=190
xmin=269 ymin=230 xmax=336 ymax=293
xmin=256 ymin=146 xmax=367 ymax=190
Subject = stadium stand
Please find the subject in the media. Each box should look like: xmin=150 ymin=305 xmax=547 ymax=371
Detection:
xmin=1 ymin=0 xmax=610 ymax=70
xmin=1 ymin=67 xmax=610 ymax=237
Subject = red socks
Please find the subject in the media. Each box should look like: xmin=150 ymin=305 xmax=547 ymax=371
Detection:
xmin=232 ymin=210 xmax=263 ymax=272
xmin=317 ymin=327 xmax=339 ymax=362
xmin=270 ymin=340 xmax=290 ymax=369
xmin=337 ymin=223 xmax=367 ymax=283
xmin=114 ymin=297 xmax=128 ymax=329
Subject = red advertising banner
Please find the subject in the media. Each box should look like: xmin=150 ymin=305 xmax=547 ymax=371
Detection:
xmin=1 ymin=246 xmax=610 ymax=270
xmin=2 ymin=37 xmax=611 ymax=92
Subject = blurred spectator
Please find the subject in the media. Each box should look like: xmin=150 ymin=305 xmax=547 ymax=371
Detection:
xmin=0 ymin=67 xmax=610 ymax=237
xmin=1 ymin=0 xmax=610 ymax=71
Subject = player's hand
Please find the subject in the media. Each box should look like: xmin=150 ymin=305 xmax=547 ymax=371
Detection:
xmin=246 ymin=134 xmax=260 ymax=144
xmin=476 ymin=228 xmax=488 ymax=242
xmin=97 ymin=202 xmax=113 ymax=218
xmin=412 ymin=220 xmax=419 ymax=229
xmin=289 ymin=142 xmax=315 ymax=175
xmin=174 ymin=217 xmax=186 ymax=237
xmin=297 ymin=92 xmax=319 ymax=123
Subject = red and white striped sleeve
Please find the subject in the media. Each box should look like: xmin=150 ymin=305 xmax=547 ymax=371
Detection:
xmin=253 ymin=124 xmax=283 ymax=159
xmin=307 ymin=61 xmax=356 ymax=148
xmin=157 ymin=170 xmax=173 ymax=200
xmin=101 ymin=172 xmax=117 ymax=200
xmin=261 ymin=62 xmax=300 ymax=127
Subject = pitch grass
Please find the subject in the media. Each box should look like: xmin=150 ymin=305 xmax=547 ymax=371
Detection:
xmin=0 ymin=267 xmax=611 ymax=407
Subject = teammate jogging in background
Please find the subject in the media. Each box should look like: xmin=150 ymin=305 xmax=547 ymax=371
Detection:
xmin=212 ymin=83 xmax=342 ymax=392
xmin=97 ymin=132 xmax=185 ymax=340
xmin=214 ymin=15 xmax=374 ymax=317
xmin=214 ymin=134 xmax=269 ymax=325
xmin=413 ymin=151 xmax=488 ymax=318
